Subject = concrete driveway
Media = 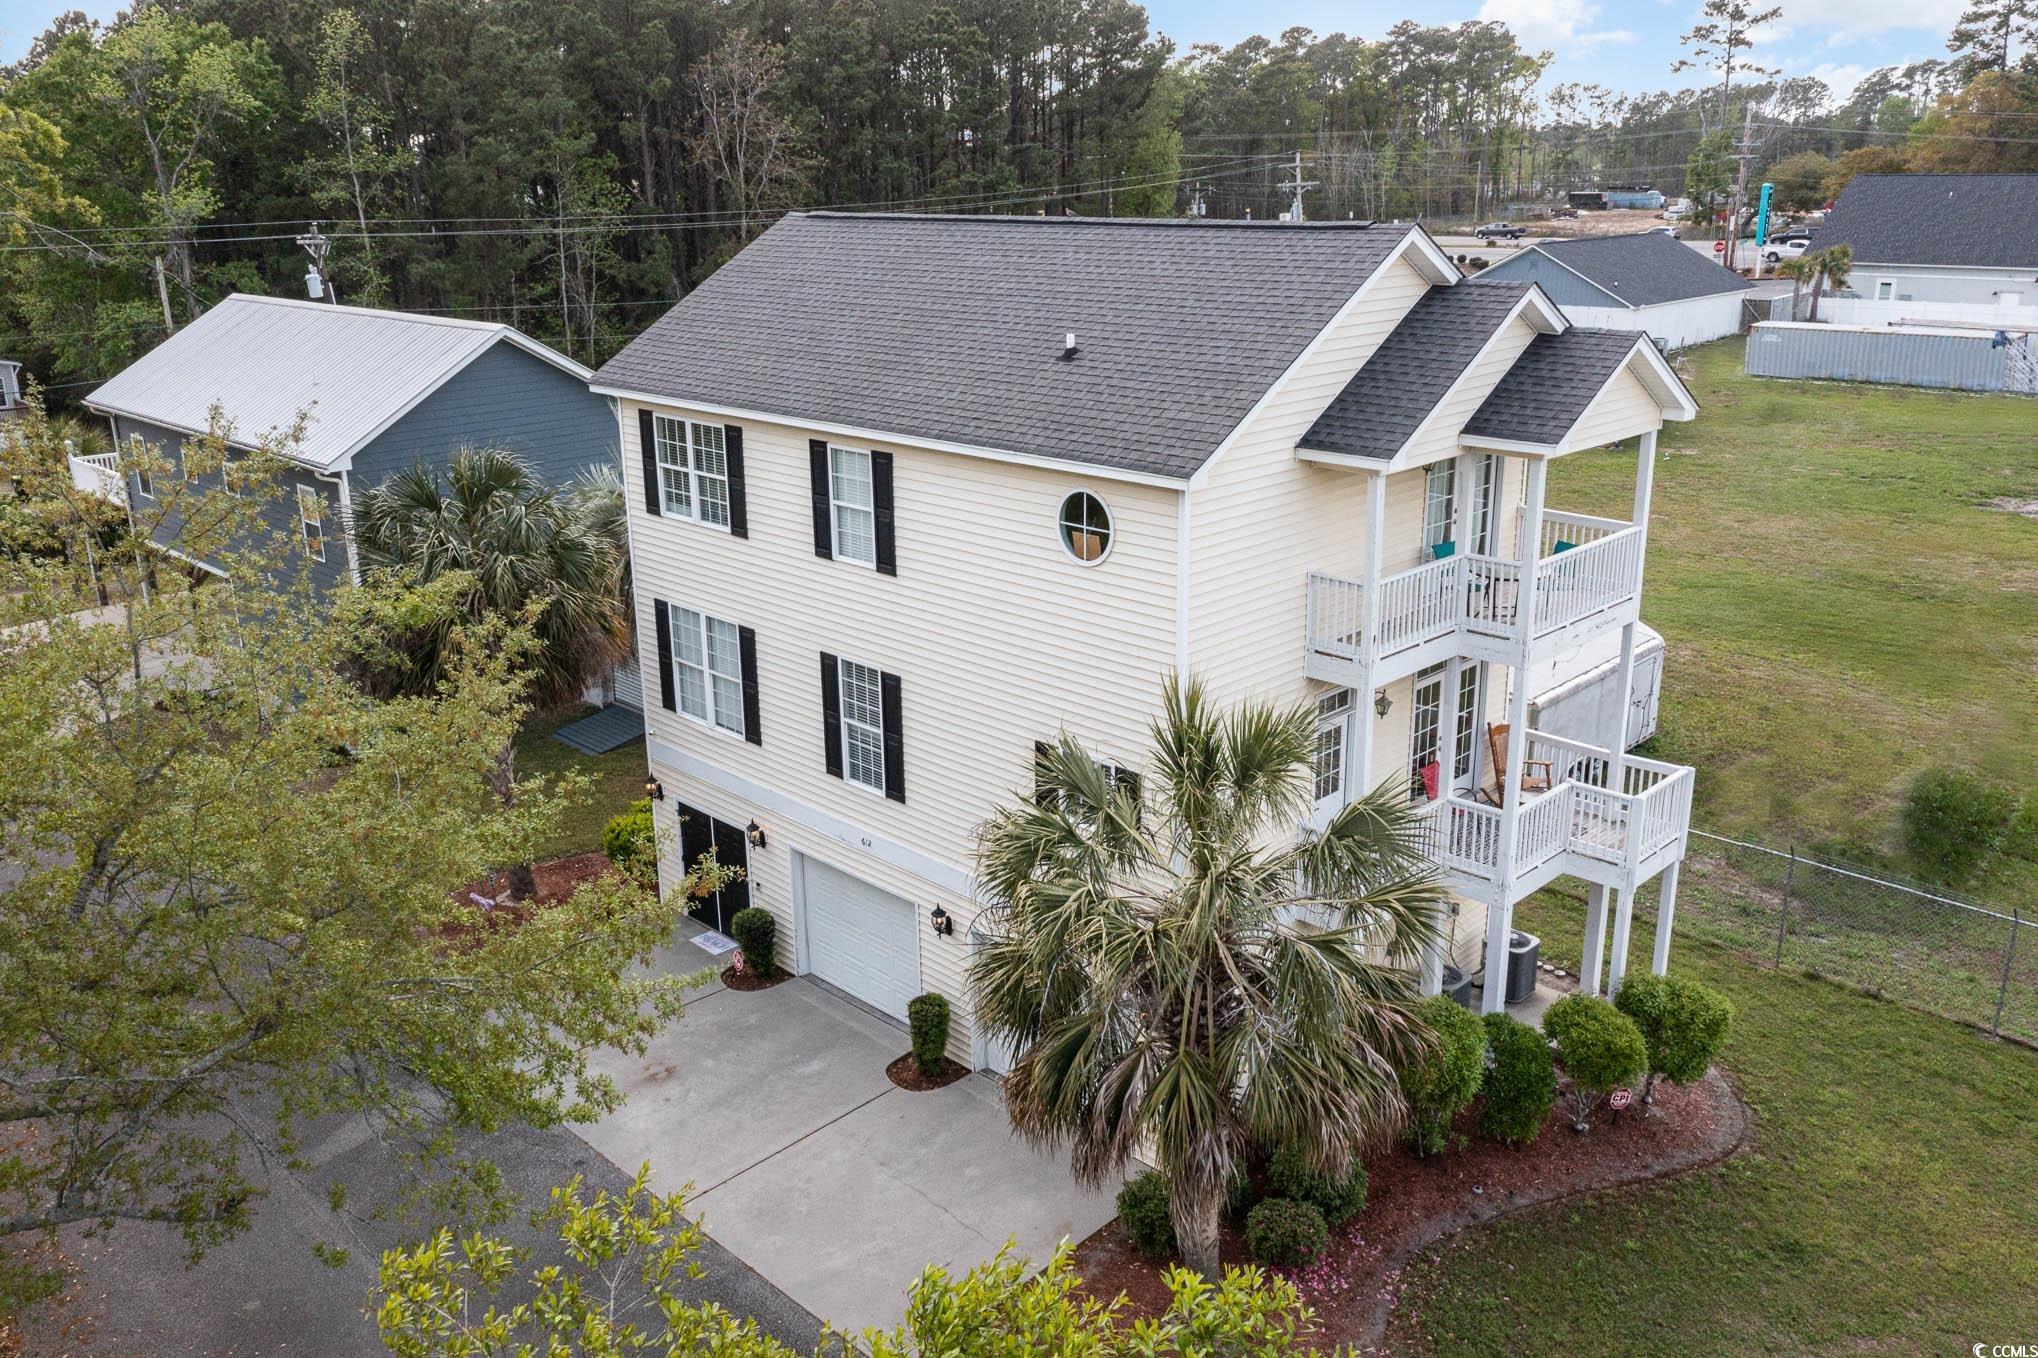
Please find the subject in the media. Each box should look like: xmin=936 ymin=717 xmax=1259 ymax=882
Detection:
xmin=579 ymin=924 xmax=1117 ymax=1336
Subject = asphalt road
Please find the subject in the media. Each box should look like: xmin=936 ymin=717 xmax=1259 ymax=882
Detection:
xmin=26 ymin=1115 xmax=822 ymax=1358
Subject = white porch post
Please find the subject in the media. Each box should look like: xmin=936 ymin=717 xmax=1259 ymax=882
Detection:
xmin=1609 ymin=430 xmax=1659 ymax=783
xmin=1606 ymin=884 xmax=1636 ymax=996
xmin=1354 ymin=470 xmax=1386 ymax=796
xmin=1651 ymin=860 xmax=1682 ymax=975
xmin=1580 ymin=883 xmax=1609 ymax=997
xmin=1482 ymin=456 xmax=1546 ymax=1014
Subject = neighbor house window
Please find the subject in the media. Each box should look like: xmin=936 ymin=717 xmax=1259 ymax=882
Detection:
xmin=829 ymin=447 xmax=876 ymax=566
xmin=838 ymin=657 xmax=886 ymax=791
xmin=669 ymin=606 xmax=746 ymax=737
xmin=653 ymin=414 xmax=730 ymax=527
xmin=297 ymin=486 xmax=326 ymax=562
xmin=1409 ymin=664 xmax=1444 ymax=800
xmin=1874 ymin=279 xmax=1895 ymax=301
xmin=1058 ymin=491 xmax=1113 ymax=563
xmin=220 ymin=453 xmax=240 ymax=498
xmin=1423 ymin=461 xmax=1455 ymax=552
xmin=1314 ymin=689 xmax=1353 ymax=803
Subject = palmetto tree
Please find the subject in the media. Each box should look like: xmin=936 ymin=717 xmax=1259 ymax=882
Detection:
xmin=1806 ymin=243 xmax=1854 ymax=322
xmin=1776 ymin=253 xmax=1817 ymax=321
xmin=970 ymin=677 xmax=1450 ymax=1278
xmin=354 ymin=447 xmax=630 ymax=712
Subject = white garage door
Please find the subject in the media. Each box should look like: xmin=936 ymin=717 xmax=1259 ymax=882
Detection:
xmin=799 ymin=854 xmax=919 ymax=1021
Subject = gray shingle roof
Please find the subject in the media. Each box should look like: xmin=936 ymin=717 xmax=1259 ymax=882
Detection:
xmin=1813 ymin=173 xmax=2038 ymax=268
xmin=1463 ymin=328 xmax=1645 ymax=445
xmin=593 ymin=212 xmax=1414 ymax=481
xmin=1512 ymin=233 xmax=1753 ymax=307
xmin=1296 ymin=282 xmax=1532 ymax=459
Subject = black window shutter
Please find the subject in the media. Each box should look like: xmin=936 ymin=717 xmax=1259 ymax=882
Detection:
xmin=723 ymin=425 xmax=748 ymax=538
xmin=872 ymin=449 xmax=897 ymax=576
xmin=1115 ymin=767 xmax=1142 ymax=824
xmin=638 ymin=409 xmax=660 ymax=516
xmin=819 ymin=652 xmax=843 ymax=779
xmin=808 ymin=440 xmax=833 ymax=560
xmin=1033 ymin=741 xmax=1056 ymax=808
xmin=653 ymin=600 xmax=676 ymax=712
xmin=738 ymin=625 xmax=762 ymax=746
xmin=880 ymin=670 xmax=905 ymax=804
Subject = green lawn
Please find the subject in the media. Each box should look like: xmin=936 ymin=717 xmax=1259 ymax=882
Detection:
xmin=1388 ymin=890 xmax=2038 ymax=1355
xmin=512 ymin=706 xmax=650 ymax=861
xmin=1545 ymin=339 xmax=2038 ymax=899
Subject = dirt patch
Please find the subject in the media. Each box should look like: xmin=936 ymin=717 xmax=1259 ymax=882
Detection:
xmin=720 ymin=964 xmax=791 ymax=992
xmin=1072 ymin=1069 xmax=1748 ymax=1349
xmin=885 ymin=1053 xmax=973 ymax=1092
xmin=1982 ymin=496 xmax=2038 ymax=519
xmin=438 ymin=852 xmax=619 ymax=947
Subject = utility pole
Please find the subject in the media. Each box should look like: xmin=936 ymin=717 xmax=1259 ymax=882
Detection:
xmin=296 ymin=223 xmax=338 ymax=304
xmin=152 ymin=257 xmax=176 ymax=334
xmin=1189 ymin=181 xmax=1207 ymax=218
xmin=1725 ymin=101 xmax=1757 ymax=275
xmin=1280 ymin=150 xmax=1320 ymax=222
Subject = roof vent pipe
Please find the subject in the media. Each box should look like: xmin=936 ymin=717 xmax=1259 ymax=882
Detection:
xmin=1062 ymin=332 xmax=1079 ymax=360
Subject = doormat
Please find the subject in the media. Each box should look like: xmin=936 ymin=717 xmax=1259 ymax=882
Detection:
xmin=692 ymin=930 xmax=739 ymax=956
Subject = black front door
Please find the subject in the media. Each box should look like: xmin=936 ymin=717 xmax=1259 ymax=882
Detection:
xmin=675 ymin=799 xmax=749 ymax=934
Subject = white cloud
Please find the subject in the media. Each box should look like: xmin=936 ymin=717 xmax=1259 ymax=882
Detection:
xmin=1476 ymin=0 xmax=1635 ymax=54
xmin=1743 ymin=0 xmax=1964 ymax=42
xmin=1801 ymin=61 xmax=1874 ymax=100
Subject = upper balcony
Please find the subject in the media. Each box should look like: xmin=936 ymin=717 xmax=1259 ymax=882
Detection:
xmin=1420 ymin=729 xmax=1693 ymax=904
xmin=1304 ymin=508 xmax=1643 ymax=687
xmin=68 ymin=450 xmax=127 ymax=506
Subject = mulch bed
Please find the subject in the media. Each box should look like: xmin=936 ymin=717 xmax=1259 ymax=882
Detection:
xmin=1072 ymin=1069 xmax=1749 ymax=1350
xmin=436 ymin=851 xmax=620 ymax=947
xmin=885 ymin=1052 xmax=973 ymax=1091
xmin=721 ymin=964 xmax=791 ymax=991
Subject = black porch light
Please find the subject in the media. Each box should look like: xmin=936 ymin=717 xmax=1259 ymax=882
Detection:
xmin=745 ymin=819 xmax=767 ymax=850
xmin=1374 ymin=688 xmax=1393 ymax=719
xmin=929 ymin=905 xmax=954 ymax=937
xmin=644 ymin=778 xmax=664 ymax=801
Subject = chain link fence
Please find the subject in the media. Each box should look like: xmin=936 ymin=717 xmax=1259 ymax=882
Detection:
xmin=1670 ymin=831 xmax=2032 ymax=1045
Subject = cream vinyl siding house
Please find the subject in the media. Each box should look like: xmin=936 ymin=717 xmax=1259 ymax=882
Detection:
xmin=597 ymin=211 xmax=1701 ymax=1070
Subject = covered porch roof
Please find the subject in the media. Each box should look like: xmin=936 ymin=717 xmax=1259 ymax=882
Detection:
xmin=1460 ymin=329 xmax=1696 ymax=456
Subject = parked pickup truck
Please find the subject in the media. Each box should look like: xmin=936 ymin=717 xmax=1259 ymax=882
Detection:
xmin=1474 ymin=221 xmax=1528 ymax=239
xmin=1763 ymin=237 xmax=1811 ymax=264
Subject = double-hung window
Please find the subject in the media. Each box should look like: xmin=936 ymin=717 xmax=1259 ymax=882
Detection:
xmin=1423 ymin=460 xmax=1456 ymax=553
xmin=1313 ymin=689 xmax=1353 ymax=804
xmin=1469 ymin=454 xmax=1498 ymax=555
xmin=297 ymin=485 xmax=326 ymax=562
xmin=837 ymin=657 xmax=886 ymax=792
xmin=1452 ymin=664 xmax=1483 ymax=780
xmin=670 ymin=606 xmax=746 ymax=737
xmin=653 ymin=414 xmax=731 ymax=528
xmin=829 ymin=447 xmax=877 ymax=566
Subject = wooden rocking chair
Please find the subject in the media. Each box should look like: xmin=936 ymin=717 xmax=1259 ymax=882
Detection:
xmin=1475 ymin=723 xmax=1554 ymax=806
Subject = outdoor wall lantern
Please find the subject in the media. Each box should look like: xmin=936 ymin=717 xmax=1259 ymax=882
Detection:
xmin=745 ymin=820 xmax=768 ymax=851
xmin=644 ymin=778 xmax=664 ymax=801
xmin=929 ymin=906 xmax=955 ymax=937
xmin=1374 ymin=688 xmax=1393 ymax=719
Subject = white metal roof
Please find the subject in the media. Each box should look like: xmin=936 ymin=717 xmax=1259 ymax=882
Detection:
xmin=85 ymin=294 xmax=592 ymax=472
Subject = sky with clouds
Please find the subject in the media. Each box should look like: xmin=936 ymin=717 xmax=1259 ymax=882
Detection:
xmin=0 ymin=0 xmax=1970 ymax=101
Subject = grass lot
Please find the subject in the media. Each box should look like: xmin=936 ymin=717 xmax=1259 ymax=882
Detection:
xmin=512 ymin=706 xmax=649 ymax=861
xmin=1388 ymin=889 xmax=2038 ymax=1355
xmin=1545 ymin=339 xmax=2038 ymax=899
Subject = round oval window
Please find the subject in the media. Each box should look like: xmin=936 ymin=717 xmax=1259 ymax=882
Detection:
xmin=1058 ymin=491 xmax=1113 ymax=564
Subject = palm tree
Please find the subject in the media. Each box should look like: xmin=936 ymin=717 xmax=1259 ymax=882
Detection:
xmin=354 ymin=447 xmax=630 ymax=712
xmin=1776 ymin=253 xmax=1817 ymax=321
xmin=1806 ymin=244 xmax=1853 ymax=322
xmin=970 ymin=677 xmax=1450 ymax=1279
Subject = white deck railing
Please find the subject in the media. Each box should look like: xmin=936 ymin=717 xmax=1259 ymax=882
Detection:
xmin=68 ymin=451 xmax=126 ymax=506
xmin=1420 ymin=740 xmax=1693 ymax=893
xmin=1306 ymin=508 xmax=1643 ymax=667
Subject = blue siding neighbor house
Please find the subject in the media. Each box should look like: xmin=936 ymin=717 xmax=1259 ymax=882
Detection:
xmin=84 ymin=294 xmax=613 ymax=588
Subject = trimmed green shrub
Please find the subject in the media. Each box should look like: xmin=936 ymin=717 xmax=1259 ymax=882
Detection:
xmin=1615 ymin=973 xmax=1734 ymax=1102
xmin=1901 ymin=767 xmax=2019 ymax=884
xmin=1542 ymin=994 xmax=1647 ymax=1132
xmin=1402 ymin=995 xmax=1487 ymax=1155
xmin=728 ymin=906 xmax=776 ymax=977
xmin=1479 ymin=1011 xmax=1557 ymax=1145
xmin=1116 ymin=1171 xmax=1175 ymax=1260
xmin=1267 ymin=1147 xmax=1367 ymax=1227
xmin=1244 ymin=1198 xmax=1329 ymax=1268
xmin=907 ymin=992 xmax=951 ymax=1076
xmin=601 ymin=798 xmax=655 ymax=881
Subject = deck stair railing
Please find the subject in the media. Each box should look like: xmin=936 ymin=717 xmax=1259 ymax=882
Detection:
xmin=67 ymin=450 xmax=126 ymax=506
